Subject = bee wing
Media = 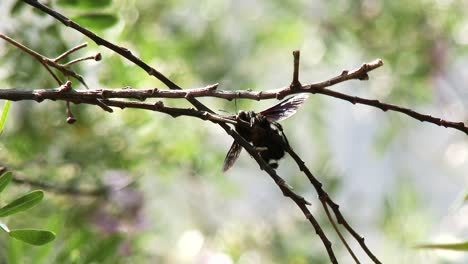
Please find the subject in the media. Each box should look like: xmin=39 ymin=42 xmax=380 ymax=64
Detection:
xmin=260 ymin=93 xmax=309 ymax=122
xmin=222 ymin=141 xmax=243 ymax=172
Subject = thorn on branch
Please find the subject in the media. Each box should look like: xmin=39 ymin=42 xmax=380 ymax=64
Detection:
xmin=95 ymin=99 xmax=113 ymax=113
xmin=290 ymin=50 xmax=302 ymax=90
xmin=208 ymin=83 xmax=219 ymax=90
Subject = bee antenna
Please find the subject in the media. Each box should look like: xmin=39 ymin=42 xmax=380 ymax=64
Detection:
xmin=217 ymin=109 xmax=231 ymax=114
xmin=234 ymin=97 xmax=238 ymax=114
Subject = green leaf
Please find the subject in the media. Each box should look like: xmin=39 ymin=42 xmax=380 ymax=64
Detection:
xmin=0 ymin=100 xmax=11 ymax=136
xmin=0 ymin=172 xmax=12 ymax=193
xmin=56 ymin=0 xmax=112 ymax=9
xmin=0 ymin=190 xmax=44 ymax=217
xmin=9 ymin=229 xmax=56 ymax=246
xmin=416 ymin=241 xmax=468 ymax=251
xmin=72 ymin=14 xmax=118 ymax=30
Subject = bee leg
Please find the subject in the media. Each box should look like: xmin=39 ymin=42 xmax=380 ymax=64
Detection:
xmin=255 ymin=147 xmax=268 ymax=152
xmin=269 ymin=162 xmax=279 ymax=169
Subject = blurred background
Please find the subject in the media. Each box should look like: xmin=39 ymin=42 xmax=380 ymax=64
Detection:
xmin=1 ymin=0 xmax=468 ymax=263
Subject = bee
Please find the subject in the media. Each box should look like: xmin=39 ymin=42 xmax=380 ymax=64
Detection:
xmin=223 ymin=94 xmax=309 ymax=172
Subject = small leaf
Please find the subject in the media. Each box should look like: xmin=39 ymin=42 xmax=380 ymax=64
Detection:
xmin=72 ymin=14 xmax=118 ymax=30
xmin=0 ymin=172 xmax=12 ymax=193
xmin=416 ymin=241 xmax=468 ymax=251
xmin=56 ymin=0 xmax=112 ymax=9
xmin=0 ymin=190 xmax=44 ymax=217
xmin=9 ymin=229 xmax=56 ymax=246
xmin=0 ymin=100 xmax=11 ymax=136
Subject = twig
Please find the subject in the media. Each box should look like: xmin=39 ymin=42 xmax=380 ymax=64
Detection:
xmin=290 ymin=50 xmax=302 ymax=90
xmin=309 ymin=87 xmax=468 ymax=134
xmin=285 ymin=145 xmax=382 ymax=264
xmin=54 ymin=42 xmax=88 ymax=62
xmin=0 ymin=167 xmax=105 ymax=197
xmin=322 ymin=200 xmax=360 ymax=263
xmin=0 ymin=33 xmax=90 ymax=88
xmin=62 ymin=53 xmax=102 ymax=67
xmin=12 ymin=176 xmax=105 ymax=196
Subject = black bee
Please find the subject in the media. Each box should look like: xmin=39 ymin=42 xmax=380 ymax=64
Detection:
xmin=223 ymin=94 xmax=309 ymax=171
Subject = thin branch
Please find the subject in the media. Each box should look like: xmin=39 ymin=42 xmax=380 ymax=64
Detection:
xmin=322 ymin=200 xmax=360 ymax=263
xmin=285 ymin=145 xmax=382 ymax=264
xmin=309 ymin=87 xmax=468 ymax=134
xmin=0 ymin=167 xmax=105 ymax=197
xmin=290 ymin=50 xmax=302 ymax=90
xmin=0 ymin=33 xmax=89 ymax=88
xmin=54 ymin=42 xmax=88 ymax=62
xmin=12 ymin=175 xmax=105 ymax=196
xmin=62 ymin=53 xmax=102 ymax=67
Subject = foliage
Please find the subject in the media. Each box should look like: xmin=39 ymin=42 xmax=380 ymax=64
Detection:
xmin=0 ymin=172 xmax=55 ymax=246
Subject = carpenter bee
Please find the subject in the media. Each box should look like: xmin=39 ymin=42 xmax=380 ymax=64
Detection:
xmin=223 ymin=93 xmax=309 ymax=171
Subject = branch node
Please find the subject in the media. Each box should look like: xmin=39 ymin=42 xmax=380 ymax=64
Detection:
xmin=94 ymin=53 xmax=102 ymax=61
xmin=58 ymin=80 xmax=72 ymax=92
xmin=101 ymin=90 xmax=108 ymax=99
xmin=275 ymin=92 xmax=285 ymax=100
xmin=154 ymin=101 xmax=164 ymax=110
xmin=257 ymin=91 xmax=262 ymax=101
xmin=358 ymin=73 xmax=370 ymax=81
